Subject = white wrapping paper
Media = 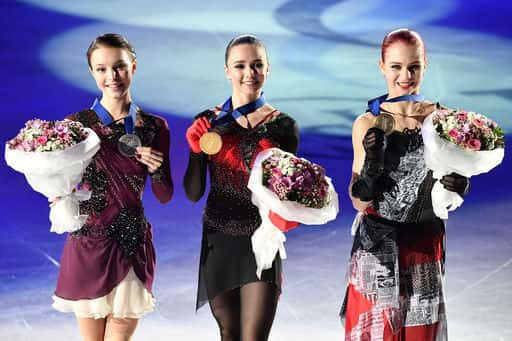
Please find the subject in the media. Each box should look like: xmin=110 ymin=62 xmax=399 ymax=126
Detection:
xmin=248 ymin=148 xmax=339 ymax=278
xmin=5 ymin=128 xmax=101 ymax=233
xmin=421 ymin=112 xmax=504 ymax=219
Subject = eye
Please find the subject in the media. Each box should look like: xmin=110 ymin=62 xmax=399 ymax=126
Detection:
xmin=391 ymin=65 xmax=401 ymax=70
xmin=234 ymin=64 xmax=244 ymax=69
xmin=114 ymin=63 xmax=128 ymax=71
xmin=95 ymin=67 xmax=106 ymax=73
xmin=408 ymin=64 xmax=422 ymax=72
xmin=254 ymin=62 xmax=264 ymax=68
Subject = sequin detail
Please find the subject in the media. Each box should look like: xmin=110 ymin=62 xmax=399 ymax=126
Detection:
xmin=149 ymin=167 xmax=167 ymax=184
xmin=79 ymin=163 xmax=108 ymax=215
xmin=124 ymin=175 xmax=145 ymax=195
xmin=204 ymin=114 xmax=295 ymax=236
xmin=106 ymin=208 xmax=148 ymax=259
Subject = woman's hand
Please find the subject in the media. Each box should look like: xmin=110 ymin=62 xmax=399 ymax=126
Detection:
xmin=186 ymin=117 xmax=211 ymax=153
xmin=440 ymin=172 xmax=470 ymax=198
xmin=136 ymin=147 xmax=164 ymax=173
xmin=362 ymin=127 xmax=385 ymax=161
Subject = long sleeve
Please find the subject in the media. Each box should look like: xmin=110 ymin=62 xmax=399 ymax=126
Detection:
xmin=150 ymin=118 xmax=173 ymax=203
xmin=183 ymin=151 xmax=208 ymax=202
xmin=279 ymin=118 xmax=299 ymax=154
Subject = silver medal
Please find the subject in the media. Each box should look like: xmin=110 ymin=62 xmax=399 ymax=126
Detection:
xmin=118 ymin=133 xmax=142 ymax=157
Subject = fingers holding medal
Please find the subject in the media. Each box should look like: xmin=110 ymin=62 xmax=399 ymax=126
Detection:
xmin=186 ymin=116 xmax=222 ymax=155
xmin=136 ymin=147 xmax=164 ymax=173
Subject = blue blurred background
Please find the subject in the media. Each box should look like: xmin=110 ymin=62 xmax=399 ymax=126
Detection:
xmin=1 ymin=1 xmax=510 ymax=340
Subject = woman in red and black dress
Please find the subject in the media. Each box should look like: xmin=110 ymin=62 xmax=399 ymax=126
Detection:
xmin=183 ymin=35 xmax=299 ymax=341
xmin=341 ymin=29 xmax=469 ymax=340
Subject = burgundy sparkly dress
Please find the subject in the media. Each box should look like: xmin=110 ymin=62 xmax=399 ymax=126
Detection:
xmin=54 ymin=108 xmax=173 ymax=302
xmin=183 ymin=108 xmax=299 ymax=309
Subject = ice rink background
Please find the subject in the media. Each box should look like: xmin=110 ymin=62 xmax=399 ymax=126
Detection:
xmin=0 ymin=1 xmax=511 ymax=340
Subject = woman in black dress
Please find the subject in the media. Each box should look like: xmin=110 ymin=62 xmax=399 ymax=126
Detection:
xmin=183 ymin=35 xmax=299 ymax=341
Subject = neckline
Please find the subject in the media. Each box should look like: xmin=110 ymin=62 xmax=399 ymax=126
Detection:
xmin=90 ymin=108 xmax=141 ymax=127
xmin=388 ymin=126 xmax=422 ymax=136
xmin=235 ymin=109 xmax=280 ymax=131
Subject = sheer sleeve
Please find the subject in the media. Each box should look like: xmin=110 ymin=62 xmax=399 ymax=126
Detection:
xmin=150 ymin=117 xmax=174 ymax=203
xmin=183 ymin=110 xmax=213 ymax=202
xmin=183 ymin=151 xmax=208 ymax=202
xmin=277 ymin=115 xmax=299 ymax=154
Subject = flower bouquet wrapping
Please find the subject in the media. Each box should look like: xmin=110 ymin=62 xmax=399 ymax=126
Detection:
xmin=421 ymin=109 xmax=505 ymax=219
xmin=5 ymin=118 xmax=100 ymax=233
xmin=248 ymin=148 xmax=339 ymax=278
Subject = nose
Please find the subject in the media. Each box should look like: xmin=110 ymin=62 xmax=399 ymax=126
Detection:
xmin=106 ymin=68 xmax=119 ymax=81
xmin=246 ymin=65 xmax=257 ymax=78
xmin=401 ymin=67 xmax=413 ymax=80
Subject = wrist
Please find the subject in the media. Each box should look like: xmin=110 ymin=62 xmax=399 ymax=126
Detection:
xmin=361 ymin=159 xmax=384 ymax=179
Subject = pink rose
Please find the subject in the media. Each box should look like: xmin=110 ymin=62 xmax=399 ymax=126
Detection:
xmin=457 ymin=112 xmax=468 ymax=121
xmin=36 ymin=136 xmax=48 ymax=145
xmin=467 ymin=139 xmax=481 ymax=151
xmin=473 ymin=118 xmax=484 ymax=126
xmin=449 ymin=129 xmax=459 ymax=138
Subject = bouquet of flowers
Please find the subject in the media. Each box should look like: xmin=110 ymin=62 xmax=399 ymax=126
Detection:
xmin=248 ymin=148 xmax=339 ymax=278
xmin=5 ymin=118 xmax=100 ymax=233
xmin=422 ymin=109 xmax=505 ymax=219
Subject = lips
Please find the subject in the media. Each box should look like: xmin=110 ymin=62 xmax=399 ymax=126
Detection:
xmin=397 ymin=82 xmax=414 ymax=90
xmin=107 ymin=83 xmax=123 ymax=89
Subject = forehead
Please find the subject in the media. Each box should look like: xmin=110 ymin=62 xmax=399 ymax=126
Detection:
xmin=227 ymin=43 xmax=267 ymax=62
xmin=90 ymin=46 xmax=132 ymax=64
xmin=384 ymin=42 xmax=424 ymax=62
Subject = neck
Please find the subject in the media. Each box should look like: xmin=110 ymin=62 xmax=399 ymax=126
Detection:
xmin=100 ymin=93 xmax=132 ymax=120
xmin=231 ymin=91 xmax=261 ymax=110
xmin=385 ymin=91 xmax=421 ymax=115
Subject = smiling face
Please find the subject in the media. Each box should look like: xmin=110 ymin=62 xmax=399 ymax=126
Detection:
xmin=224 ymin=43 xmax=269 ymax=98
xmin=379 ymin=41 xmax=426 ymax=98
xmin=89 ymin=45 xmax=136 ymax=100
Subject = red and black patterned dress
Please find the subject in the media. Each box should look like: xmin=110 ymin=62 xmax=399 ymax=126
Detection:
xmin=54 ymin=108 xmax=173 ymax=306
xmin=183 ymin=108 xmax=299 ymax=309
xmin=341 ymin=126 xmax=447 ymax=340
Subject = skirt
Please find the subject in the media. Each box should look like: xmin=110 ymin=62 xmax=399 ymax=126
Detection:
xmin=53 ymin=267 xmax=155 ymax=319
xmin=341 ymin=215 xmax=447 ymax=340
xmin=196 ymin=228 xmax=282 ymax=310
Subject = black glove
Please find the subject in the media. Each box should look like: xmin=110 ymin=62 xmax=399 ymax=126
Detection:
xmin=362 ymin=127 xmax=385 ymax=161
xmin=440 ymin=172 xmax=470 ymax=198
xmin=351 ymin=128 xmax=386 ymax=201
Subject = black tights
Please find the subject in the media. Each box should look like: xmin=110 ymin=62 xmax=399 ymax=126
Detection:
xmin=209 ymin=281 xmax=279 ymax=341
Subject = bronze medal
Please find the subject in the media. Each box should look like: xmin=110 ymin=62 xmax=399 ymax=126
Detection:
xmin=199 ymin=131 xmax=223 ymax=155
xmin=374 ymin=113 xmax=395 ymax=135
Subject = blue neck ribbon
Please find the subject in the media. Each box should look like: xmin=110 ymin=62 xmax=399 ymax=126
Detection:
xmin=212 ymin=93 xmax=267 ymax=127
xmin=91 ymin=98 xmax=138 ymax=134
xmin=367 ymin=94 xmax=425 ymax=116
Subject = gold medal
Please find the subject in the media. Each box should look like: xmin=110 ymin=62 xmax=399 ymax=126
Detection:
xmin=199 ymin=131 xmax=223 ymax=155
xmin=374 ymin=113 xmax=395 ymax=135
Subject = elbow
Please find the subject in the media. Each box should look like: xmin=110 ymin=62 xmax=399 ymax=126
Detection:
xmin=185 ymin=188 xmax=204 ymax=203
xmin=183 ymin=182 xmax=204 ymax=203
xmin=351 ymin=197 xmax=371 ymax=212
xmin=158 ymin=188 xmax=174 ymax=204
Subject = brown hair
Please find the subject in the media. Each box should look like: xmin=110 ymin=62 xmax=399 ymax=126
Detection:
xmin=224 ymin=34 xmax=268 ymax=65
xmin=86 ymin=33 xmax=136 ymax=68
xmin=381 ymin=28 xmax=426 ymax=61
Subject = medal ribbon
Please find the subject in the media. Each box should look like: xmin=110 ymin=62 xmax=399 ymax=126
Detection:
xmin=211 ymin=93 xmax=267 ymax=127
xmin=367 ymin=94 xmax=425 ymax=116
xmin=91 ymin=98 xmax=138 ymax=134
